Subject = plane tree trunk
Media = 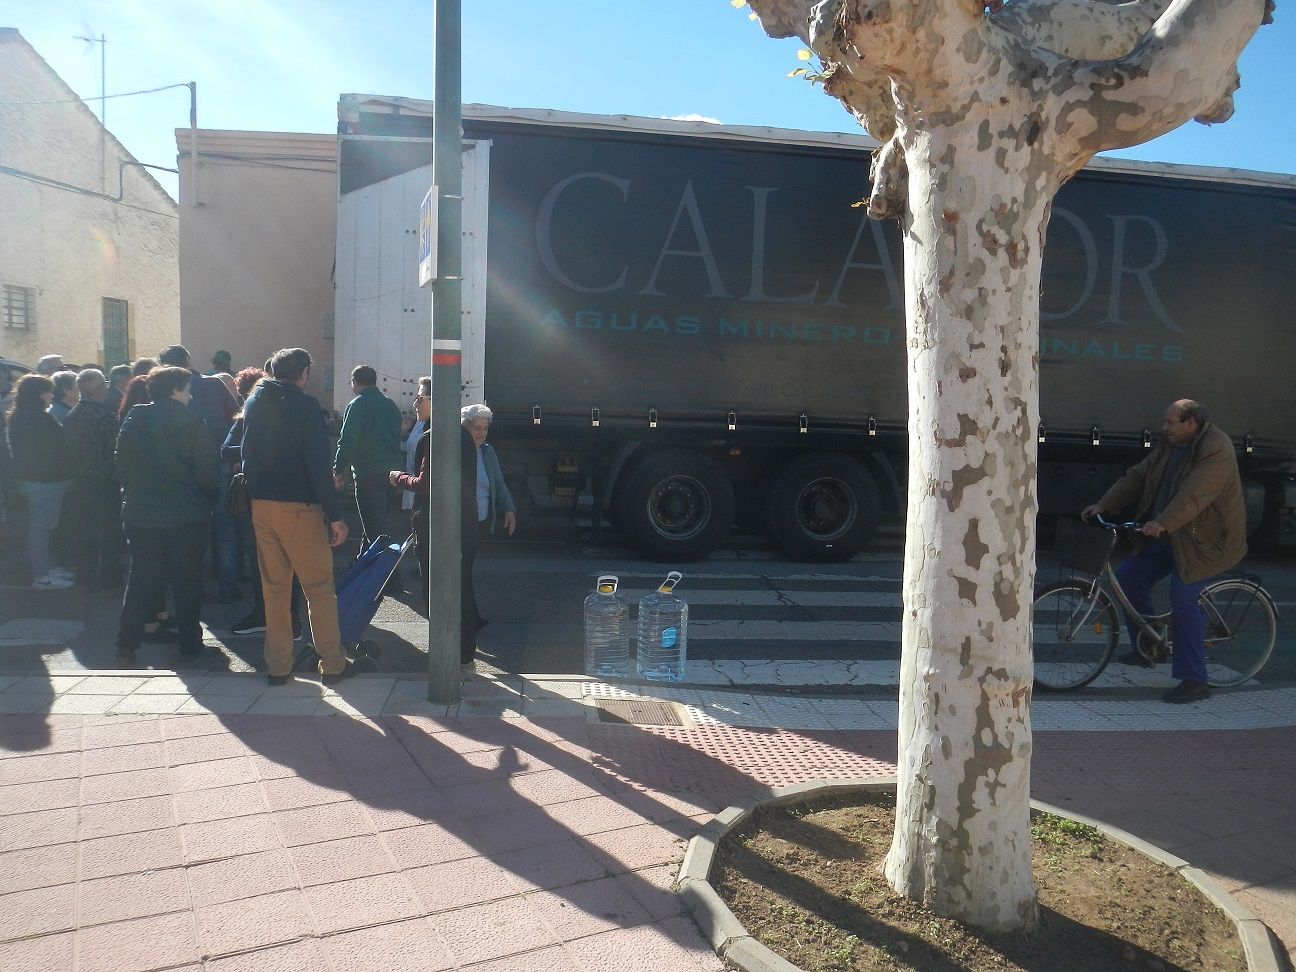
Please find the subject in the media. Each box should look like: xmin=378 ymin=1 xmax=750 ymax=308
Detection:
xmin=745 ymin=0 xmax=1270 ymax=932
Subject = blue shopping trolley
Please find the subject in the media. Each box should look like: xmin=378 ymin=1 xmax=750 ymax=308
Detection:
xmin=294 ymin=534 xmax=414 ymax=672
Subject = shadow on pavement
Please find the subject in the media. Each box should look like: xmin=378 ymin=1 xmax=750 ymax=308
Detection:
xmin=191 ymin=703 xmax=893 ymax=962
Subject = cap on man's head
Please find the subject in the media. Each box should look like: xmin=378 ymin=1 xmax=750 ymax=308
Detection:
xmin=211 ymin=350 xmax=232 ymax=367
xmin=36 ymin=354 xmax=64 ymax=375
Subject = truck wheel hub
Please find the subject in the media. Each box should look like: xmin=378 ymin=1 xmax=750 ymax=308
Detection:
xmin=647 ymin=477 xmax=710 ymax=539
xmin=797 ymin=478 xmax=856 ymax=540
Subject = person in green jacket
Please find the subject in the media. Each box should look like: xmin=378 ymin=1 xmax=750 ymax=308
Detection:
xmin=114 ymin=366 xmax=220 ymax=663
xmin=333 ymin=365 xmax=403 ymax=554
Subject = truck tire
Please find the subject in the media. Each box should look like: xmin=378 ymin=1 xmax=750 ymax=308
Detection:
xmin=617 ymin=450 xmax=735 ymax=562
xmin=765 ymin=453 xmax=880 ymax=562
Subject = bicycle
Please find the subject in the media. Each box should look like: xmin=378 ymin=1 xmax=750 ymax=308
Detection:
xmin=1032 ymin=514 xmax=1279 ymax=692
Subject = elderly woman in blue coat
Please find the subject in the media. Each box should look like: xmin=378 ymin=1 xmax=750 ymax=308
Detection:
xmin=461 ymin=403 xmax=515 ymax=637
xmin=461 ymin=403 xmax=517 ymax=537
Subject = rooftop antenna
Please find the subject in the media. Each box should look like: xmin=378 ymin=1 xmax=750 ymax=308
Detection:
xmin=74 ymin=29 xmax=106 ymax=191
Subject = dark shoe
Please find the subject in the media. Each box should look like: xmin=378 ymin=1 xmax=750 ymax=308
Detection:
xmin=116 ymin=648 xmax=137 ymax=666
xmin=141 ymin=627 xmax=176 ymax=644
xmin=1117 ymin=651 xmax=1153 ymax=669
xmin=231 ymin=614 xmax=266 ymax=636
xmin=321 ymin=663 xmax=356 ymax=687
xmin=178 ymin=643 xmax=207 ymax=656
xmin=1162 ymin=680 xmax=1211 ymax=704
xmin=267 ymin=674 xmax=291 ymax=686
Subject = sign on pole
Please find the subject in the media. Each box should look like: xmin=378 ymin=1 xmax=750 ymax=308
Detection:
xmin=419 ymin=185 xmax=438 ymax=287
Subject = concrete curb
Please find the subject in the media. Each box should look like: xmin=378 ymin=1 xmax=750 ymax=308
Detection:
xmin=678 ymin=778 xmax=1287 ymax=972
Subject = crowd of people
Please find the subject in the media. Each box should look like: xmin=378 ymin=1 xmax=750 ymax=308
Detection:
xmin=0 ymin=345 xmax=515 ymax=683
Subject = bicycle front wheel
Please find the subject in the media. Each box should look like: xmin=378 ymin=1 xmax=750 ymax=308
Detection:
xmin=1201 ymin=579 xmax=1276 ymax=687
xmin=1032 ymin=582 xmax=1119 ymax=691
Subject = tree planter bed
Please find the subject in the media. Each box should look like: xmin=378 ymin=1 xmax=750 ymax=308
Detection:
xmin=677 ymin=778 xmax=1286 ymax=972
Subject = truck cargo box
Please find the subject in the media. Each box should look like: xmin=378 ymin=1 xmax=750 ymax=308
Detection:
xmin=336 ymin=98 xmax=1296 ymax=558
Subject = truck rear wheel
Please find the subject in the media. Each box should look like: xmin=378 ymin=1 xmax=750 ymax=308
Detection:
xmin=765 ymin=453 xmax=880 ymax=562
xmin=617 ymin=450 xmax=735 ymax=562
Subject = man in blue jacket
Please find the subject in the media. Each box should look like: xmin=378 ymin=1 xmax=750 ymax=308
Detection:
xmin=241 ymin=348 xmax=354 ymax=686
xmin=158 ymin=344 xmax=237 ymax=436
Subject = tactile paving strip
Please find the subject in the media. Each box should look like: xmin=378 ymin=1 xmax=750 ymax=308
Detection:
xmin=587 ymin=722 xmax=896 ymax=789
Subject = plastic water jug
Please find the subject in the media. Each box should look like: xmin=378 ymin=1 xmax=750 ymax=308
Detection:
xmin=583 ymin=574 xmax=630 ymax=678
xmin=637 ymin=571 xmax=687 ymax=681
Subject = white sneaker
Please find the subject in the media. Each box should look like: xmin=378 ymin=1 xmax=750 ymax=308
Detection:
xmin=33 ymin=575 xmax=74 ymax=590
xmin=50 ymin=567 xmax=74 ymax=581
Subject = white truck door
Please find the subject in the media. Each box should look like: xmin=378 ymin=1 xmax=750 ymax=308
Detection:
xmin=458 ymin=140 xmax=489 ymax=405
xmin=334 ymin=139 xmax=489 ymax=413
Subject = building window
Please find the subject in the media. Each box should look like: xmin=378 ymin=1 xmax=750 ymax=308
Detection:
xmin=102 ymin=297 xmax=130 ymax=367
xmin=3 ymin=285 xmax=35 ymax=329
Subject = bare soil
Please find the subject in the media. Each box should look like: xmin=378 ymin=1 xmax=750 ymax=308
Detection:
xmin=711 ymin=791 xmax=1248 ymax=972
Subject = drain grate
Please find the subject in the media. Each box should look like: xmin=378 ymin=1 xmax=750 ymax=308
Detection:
xmin=595 ymin=699 xmax=684 ymax=727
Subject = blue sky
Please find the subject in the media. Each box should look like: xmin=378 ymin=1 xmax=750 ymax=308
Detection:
xmin=7 ymin=0 xmax=1293 ymax=202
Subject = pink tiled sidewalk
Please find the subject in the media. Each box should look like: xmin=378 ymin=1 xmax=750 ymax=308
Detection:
xmin=0 ymin=710 xmax=1292 ymax=970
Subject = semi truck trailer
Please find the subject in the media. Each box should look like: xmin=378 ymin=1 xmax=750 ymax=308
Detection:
xmin=334 ymin=95 xmax=1296 ymax=562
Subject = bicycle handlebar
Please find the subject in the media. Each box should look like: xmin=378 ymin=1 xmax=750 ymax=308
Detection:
xmin=1085 ymin=513 xmax=1143 ymax=532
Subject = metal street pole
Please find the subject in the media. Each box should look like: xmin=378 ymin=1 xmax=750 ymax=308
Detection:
xmin=74 ymin=32 xmax=106 ymax=192
xmin=187 ymin=81 xmax=197 ymax=208
xmin=427 ymin=0 xmax=463 ymax=703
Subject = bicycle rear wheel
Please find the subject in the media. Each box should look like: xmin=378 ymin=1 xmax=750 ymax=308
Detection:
xmin=1032 ymin=581 xmax=1119 ymax=691
xmin=1200 ymin=579 xmax=1276 ymax=687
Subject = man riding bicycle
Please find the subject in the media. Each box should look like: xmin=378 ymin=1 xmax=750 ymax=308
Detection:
xmin=1081 ymin=400 xmax=1247 ymax=704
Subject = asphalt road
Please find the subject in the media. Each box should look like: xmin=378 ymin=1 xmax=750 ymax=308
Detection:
xmin=3 ymin=513 xmax=1295 ymax=690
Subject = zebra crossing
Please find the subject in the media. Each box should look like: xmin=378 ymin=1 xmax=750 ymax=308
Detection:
xmin=473 ymin=519 xmax=1273 ymax=689
xmin=475 ymin=524 xmax=914 ymax=684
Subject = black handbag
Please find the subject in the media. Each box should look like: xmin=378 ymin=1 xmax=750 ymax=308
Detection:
xmin=226 ymin=471 xmax=250 ymax=517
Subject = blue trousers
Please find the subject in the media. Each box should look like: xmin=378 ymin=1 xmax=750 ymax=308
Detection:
xmin=15 ymin=479 xmax=70 ymax=579
xmin=1115 ymin=540 xmax=1209 ymax=683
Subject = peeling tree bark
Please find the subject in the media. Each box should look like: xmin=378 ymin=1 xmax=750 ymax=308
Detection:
xmin=745 ymin=0 xmax=1269 ymax=932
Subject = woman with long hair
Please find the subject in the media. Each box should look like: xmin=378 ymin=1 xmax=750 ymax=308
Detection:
xmin=118 ymin=374 xmax=152 ymax=421
xmin=6 ymin=374 xmax=74 ymax=588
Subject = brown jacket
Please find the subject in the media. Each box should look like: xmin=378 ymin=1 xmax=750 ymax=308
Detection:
xmin=1097 ymin=423 xmax=1246 ymax=584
